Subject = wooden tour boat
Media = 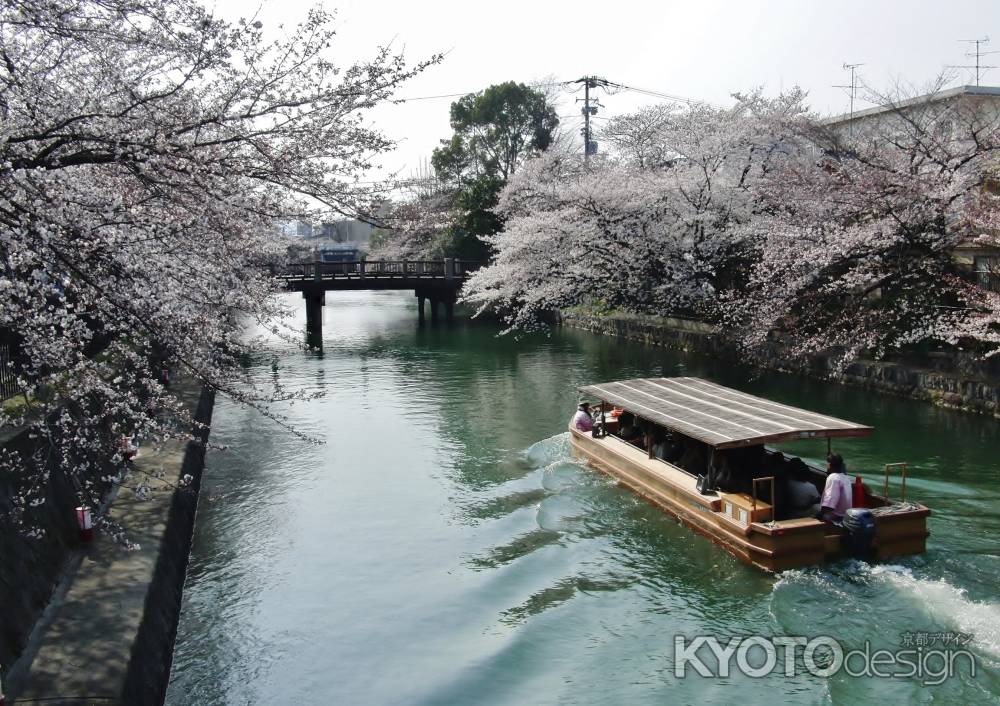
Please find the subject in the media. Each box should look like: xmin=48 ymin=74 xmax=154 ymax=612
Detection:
xmin=570 ymin=377 xmax=930 ymax=572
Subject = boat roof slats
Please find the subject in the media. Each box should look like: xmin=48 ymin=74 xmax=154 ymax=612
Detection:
xmin=579 ymin=377 xmax=873 ymax=449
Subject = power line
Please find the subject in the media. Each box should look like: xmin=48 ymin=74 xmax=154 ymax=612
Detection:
xmin=395 ymin=79 xmax=719 ymax=110
xmin=393 ymin=74 xmax=720 ymax=166
xmin=393 ymin=90 xmax=476 ymax=102
xmin=395 ymin=80 xmax=571 ymax=102
xmin=609 ymin=82 xmax=722 ymax=108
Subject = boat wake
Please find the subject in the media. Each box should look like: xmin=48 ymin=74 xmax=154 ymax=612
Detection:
xmin=523 ymin=432 xmax=598 ymax=491
xmin=773 ymin=561 xmax=1000 ymax=660
xmin=523 ymin=432 xmax=571 ymax=468
xmin=867 ymin=564 xmax=1000 ymax=659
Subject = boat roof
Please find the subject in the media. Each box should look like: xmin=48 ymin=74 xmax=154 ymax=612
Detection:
xmin=579 ymin=377 xmax=873 ymax=449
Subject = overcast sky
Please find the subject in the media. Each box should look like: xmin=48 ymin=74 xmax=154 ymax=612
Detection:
xmin=210 ymin=0 xmax=1000 ymax=179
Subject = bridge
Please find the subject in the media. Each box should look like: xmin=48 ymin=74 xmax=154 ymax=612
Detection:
xmin=277 ymin=258 xmax=482 ymax=344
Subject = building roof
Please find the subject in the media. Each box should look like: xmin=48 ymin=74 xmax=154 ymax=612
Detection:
xmin=824 ymin=85 xmax=1000 ymax=126
xmin=579 ymin=377 xmax=872 ymax=449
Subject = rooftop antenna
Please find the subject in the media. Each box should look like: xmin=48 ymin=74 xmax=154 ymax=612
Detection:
xmin=833 ymin=62 xmax=865 ymax=126
xmin=948 ymin=37 xmax=997 ymax=86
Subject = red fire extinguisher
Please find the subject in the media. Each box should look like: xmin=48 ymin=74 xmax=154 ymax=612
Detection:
xmin=853 ymin=476 xmax=866 ymax=508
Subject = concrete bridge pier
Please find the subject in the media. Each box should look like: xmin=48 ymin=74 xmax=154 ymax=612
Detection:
xmin=304 ymin=290 xmax=325 ymax=346
xmin=415 ymin=288 xmax=457 ymax=326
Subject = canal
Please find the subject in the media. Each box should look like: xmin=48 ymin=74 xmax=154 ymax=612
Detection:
xmin=166 ymin=291 xmax=1000 ymax=705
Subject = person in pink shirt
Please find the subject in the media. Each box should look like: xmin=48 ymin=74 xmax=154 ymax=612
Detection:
xmin=572 ymin=402 xmax=594 ymax=432
xmin=819 ymin=453 xmax=853 ymax=521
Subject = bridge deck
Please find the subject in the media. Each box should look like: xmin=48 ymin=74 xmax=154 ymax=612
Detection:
xmin=276 ymin=260 xmax=480 ymax=292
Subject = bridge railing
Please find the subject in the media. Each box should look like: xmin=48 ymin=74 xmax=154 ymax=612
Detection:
xmin=277 ymin=259 xmax=484 ymax=281
xmin=453 ymin=260 xmax=483 ymax=277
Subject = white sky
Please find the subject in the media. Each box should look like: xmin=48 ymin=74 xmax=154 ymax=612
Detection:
xmin=209 ymin=0 xmax=1000 ymax=179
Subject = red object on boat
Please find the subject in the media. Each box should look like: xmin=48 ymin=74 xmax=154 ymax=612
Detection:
xmin=853 ymin=476 xmax=866 ymax=508
xmin=75 ymin=506 xmax=94 ymax=543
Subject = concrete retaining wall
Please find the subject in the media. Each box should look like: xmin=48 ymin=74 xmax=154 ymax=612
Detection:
xmin=560 ymin=310 xmax=1000 ymax=418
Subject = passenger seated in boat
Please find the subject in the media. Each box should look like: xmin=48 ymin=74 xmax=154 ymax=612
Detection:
xmin=712 ymin=452 xmax=735 ymax=492
xmin=633 ymin=422 xmax=651 ymax=450
xmin=818 ymin=453 xmax=853 ymax=522
xmin=676 ymin=438 xmax=710 ymax=476
xmin=617 ymin=413 xmax=644 ymax=446
xmin=787 ymin=470 xmax=821 ymax=518
xmin=652 ymin=431 xmax=684 ymax=463
xmin=713 ymin=445 xmax=767 ymax=494
xmin=572 ymin=402 xmax=594 ymax=432
xmin=649 ymin=429 xmax=667 ymax=460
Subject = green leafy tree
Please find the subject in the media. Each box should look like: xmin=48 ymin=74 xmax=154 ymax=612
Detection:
xmin=430 ymin=82 xmax=559 ymax=259
xmin=433 ymin=81 xmax=559 ymax=182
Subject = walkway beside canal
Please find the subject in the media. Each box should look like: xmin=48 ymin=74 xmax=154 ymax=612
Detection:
xmin=6 ymin=377 xmax=212 ymax=706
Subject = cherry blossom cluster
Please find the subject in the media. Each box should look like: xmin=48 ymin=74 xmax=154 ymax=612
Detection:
xmin=465 ymin=84 xmax=1000 ymax=369
xmin=463 ymin=91 xmax=811 ymax=333
xmin=1 ymin=0 xmax=434 ymax=535
xmin=728 ymin=87 xmax=1000 ymax=368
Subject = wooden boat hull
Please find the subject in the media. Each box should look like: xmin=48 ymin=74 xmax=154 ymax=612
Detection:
xmin=569 ymin=426 xmax=929 ymax=573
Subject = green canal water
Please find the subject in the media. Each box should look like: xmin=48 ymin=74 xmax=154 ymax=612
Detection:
xmin=166 ymin=291 xmax=1000 ymax=705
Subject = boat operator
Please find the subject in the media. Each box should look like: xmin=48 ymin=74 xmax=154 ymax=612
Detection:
xmin=572 ymin=402 xmax=594 ymax=432
xmin=819 ymin=453 xmax=853 ymax=522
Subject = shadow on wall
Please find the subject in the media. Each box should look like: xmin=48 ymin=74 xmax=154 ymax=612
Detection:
xmin=0 ymin=427 xmax=114 ymax=683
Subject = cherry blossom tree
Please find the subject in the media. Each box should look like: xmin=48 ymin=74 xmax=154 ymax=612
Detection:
xmin=462 ymin=91 xmax=811 ymax=332
xmin=467 ymin=81 xmax=1000 ymax=369
xmin=598 ymin=104 xmax=676 ymax=169
xmin=370 ymin=191 xmax=456 ymax=259
xmin=0 ymin=0 xmax=435 ymax=536
xmin=727 ymin=83 xmax=1000 ymax=368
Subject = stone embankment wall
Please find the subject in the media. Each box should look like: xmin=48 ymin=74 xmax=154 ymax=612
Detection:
xmin=560 ymin=311 xmax=1000 ymax=418
xmin=838 ymin=360 xmax=1000 ymax=416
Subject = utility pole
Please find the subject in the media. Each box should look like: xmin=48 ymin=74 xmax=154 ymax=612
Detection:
xmin=572 ymin=76 xmax=609 ymax=165
xmin=833 ymin=63 xmax=864 ymax=124
xmin=949 ymin=37 xmax=997 ymax=86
